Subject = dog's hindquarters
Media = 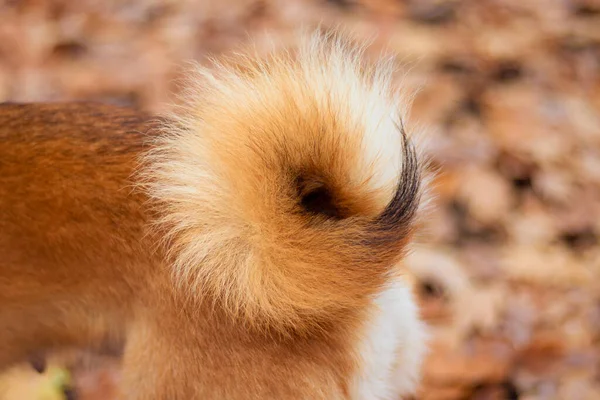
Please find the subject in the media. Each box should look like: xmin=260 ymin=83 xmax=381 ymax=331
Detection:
xmin=0 ymin=32 xmax=428 ymax=399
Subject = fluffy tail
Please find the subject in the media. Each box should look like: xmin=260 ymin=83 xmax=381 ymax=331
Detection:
xmin=141 ymin=31 xmax=424 ymax=333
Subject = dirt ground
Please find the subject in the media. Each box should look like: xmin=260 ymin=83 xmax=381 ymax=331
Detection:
xmin=0 ymin=1 xmax=599 ymax=399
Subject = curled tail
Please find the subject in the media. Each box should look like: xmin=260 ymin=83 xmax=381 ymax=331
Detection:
xmin=141 ymin=31 xmax=425 ymax=333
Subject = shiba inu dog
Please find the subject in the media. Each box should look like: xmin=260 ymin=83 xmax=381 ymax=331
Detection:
xmin=0 ymin=32 xmax=427 ymax=399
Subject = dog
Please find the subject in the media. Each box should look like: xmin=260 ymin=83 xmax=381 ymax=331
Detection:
xmin=0 ymin=31 xmax=428 ymax=399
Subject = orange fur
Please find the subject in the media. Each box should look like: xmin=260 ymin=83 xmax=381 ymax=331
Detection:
xmin=0 ymin=32 xmax=426 ymax=399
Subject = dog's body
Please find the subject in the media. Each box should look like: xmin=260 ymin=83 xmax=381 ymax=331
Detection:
xmin=0 ymin=34 xmax=426 ymax=399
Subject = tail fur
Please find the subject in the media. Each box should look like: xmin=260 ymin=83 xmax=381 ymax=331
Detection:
xmin=141 ymin=31 xmax=424 ymax=333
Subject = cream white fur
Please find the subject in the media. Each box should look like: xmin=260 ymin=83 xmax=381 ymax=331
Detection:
xmin=353 ymin=277 xmax=428 ymax=399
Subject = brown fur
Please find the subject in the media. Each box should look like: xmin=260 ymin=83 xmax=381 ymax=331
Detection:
xmin=0 ymin=33 xmax=424 ymax=399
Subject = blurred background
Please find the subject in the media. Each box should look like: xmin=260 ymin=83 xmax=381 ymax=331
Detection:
xmin=0 ymin=0 xmax=599 ymax=399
